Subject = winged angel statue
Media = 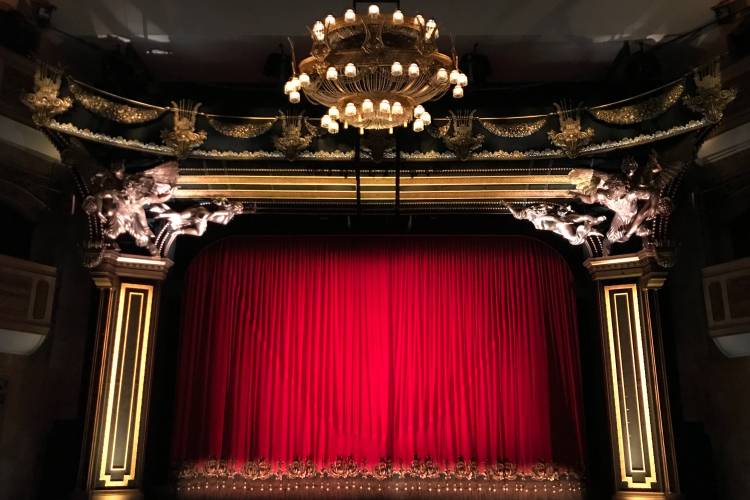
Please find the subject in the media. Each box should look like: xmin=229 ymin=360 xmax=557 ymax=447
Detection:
xmin=82 ymin=161 xmax=178 ymax=254
xmin=569 ymin=153 xmax=681 ymax=253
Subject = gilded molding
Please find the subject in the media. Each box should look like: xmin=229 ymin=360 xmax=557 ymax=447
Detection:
xmin=590 ymin=82 xmax=685 ymax=125
xmin=45 ymin=119 xmax=706 ymax=161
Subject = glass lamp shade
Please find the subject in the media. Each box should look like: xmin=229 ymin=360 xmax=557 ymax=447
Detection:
xmin=420 ymin=111 xmax=432 ymax=125
xmin=413 ymin=118 xmax=425 ymax=132
xmin=391 ymin=102 xmax=404 ymax=116
xmin=413 ymin=104 xmax=425 ymax=118
xmin=344 ymin=63 xmax=357 ymax=77
xmin=393 ymin=10 xmax=404 ymax=24
xmin=391 ymin=62 xmax=403 ymax=77
xmin=324 ymin=14 xmax=336 ymax=27
xmin=379 ymin=100 xmax=391 ymax=114
xmin=326 ymin=66 xmax=338 ymax=80
xmin=368 ymin=4 xmax=380 ymax=16
xmin=449 ymin=69 xmax=460 ymax=84
xmin=344 ymin=9 xmax=356 ymax=22
xmin=299 ymin=73 xmax=310 ymax=88
xmin=344 ymin=102 xmax=357 ymax=117
xmin=289 ymin=91 xmax=301 ymax=104
xmin=321 ymin=114 xmax=332 ymax=127
xmin=408 ymin=63 xmax=420 ymax=77
xmin=362 ymin=99 xmax=374 ymax=114
xmin=436 ymin=68 xmax=448 ymax=83
xmin=329 ymin=106 xmax=340 ymax=119
xmin=452 ymin=85 xmax=464 ymax=98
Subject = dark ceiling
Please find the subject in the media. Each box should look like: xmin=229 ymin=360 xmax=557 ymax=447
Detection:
xmin=44 ymin=0 xmax=719 ymax=84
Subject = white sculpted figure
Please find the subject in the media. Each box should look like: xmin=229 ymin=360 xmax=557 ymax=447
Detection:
xmin=505 ymin=202 xmax=606 ymax=246
xmin=82 ymin=161 xmax=178 ymax=254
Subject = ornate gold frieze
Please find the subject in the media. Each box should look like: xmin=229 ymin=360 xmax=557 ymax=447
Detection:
xmin=21 ymin=64 xmax=73 ymax=126
xmin=589 ymin=82 xmax=685 ymax=125
xmin=207 ymin=117 xmax=277 ymax=138
xmin=161 ymin=101 xmax=208 ymax=159
xmin=548 ymin=103 xmax=594 ymax=158
xmin=479 ymin=117 xmax=547 ymax=137
xmin=45 ymin=118 xmax=706 ymax=161
xmin=68 ymin=81 xmax=164 ymax=124
xmin=682 ymin=61 xmax=737 ymax=124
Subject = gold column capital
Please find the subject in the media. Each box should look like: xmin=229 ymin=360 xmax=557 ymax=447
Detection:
xmin=88 ymin=250 xmax=173 ymax=288
xmin=584 ymin=249 xmax=671 ymax=289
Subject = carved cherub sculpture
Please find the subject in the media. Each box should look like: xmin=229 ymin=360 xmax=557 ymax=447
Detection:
xmin=82 ymin=161 xmax=178 ymax=254
xmin=569 ymin=153 xmax=679 ymax=253
xmin=505 ymin=202 xmax=606 ymax=246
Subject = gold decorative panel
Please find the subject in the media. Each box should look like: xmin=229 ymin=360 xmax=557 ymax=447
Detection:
xmin=96 ymin=283 xmax=154 ymax=488
xmin=602 ymin=284 xmax=658 ymax=490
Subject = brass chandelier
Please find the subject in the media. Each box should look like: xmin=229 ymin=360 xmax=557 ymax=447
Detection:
xmin=284 ymin=4 xmax=467 ymax=134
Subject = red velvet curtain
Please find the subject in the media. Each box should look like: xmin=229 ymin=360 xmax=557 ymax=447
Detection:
xmin=172 ymin=236 xmax=584 ymax=471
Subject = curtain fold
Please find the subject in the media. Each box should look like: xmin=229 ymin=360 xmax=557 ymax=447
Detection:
xmin=172 ymin=236 xmax=584 ymax=471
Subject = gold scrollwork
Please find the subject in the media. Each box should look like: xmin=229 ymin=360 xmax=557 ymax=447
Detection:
xmin=21 ymin=64 xmax=73 ymax=126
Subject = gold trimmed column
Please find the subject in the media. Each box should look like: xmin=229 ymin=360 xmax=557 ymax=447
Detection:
xmin=82 ymin=250 xmax=172 ymax=500
xmin=585 ymin=250 xmax=679 ymax=500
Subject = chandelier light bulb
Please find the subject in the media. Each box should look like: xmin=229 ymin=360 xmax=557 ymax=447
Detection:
xmin=393 ymin=10 xmax=404 ymax=24
xmin=326 ymin=66 xmax=338 ymax=80
xmin=299 ymin=73 xmax=310 ymax=88
xmin=324 ymin=14 xmax=336 ymax=27
xmin=344 ymin=9 xmax=356 ymax=23
xmin=414 ymin=104 xmax=425 ymax=118
xmin=413 ymin=118 xmax=425 ymax=132
xmin=408 ymin=63 xmax=420 ymax=78
xmin=283 ymin=80 xmax=293 ymax=95
xmin=436 ymin=68 xmax=448 ymax=83
xmin=344 ymin=63 xmax=357 ymax=77
xmin=289 ymin=91 xmax=301 ymax=104
xmin=452 ymin=85 xmax=464 ymax=98
xmin=328 ymin=121 xmax=339 ymax=134
xmin=392 ymin=101 xmax=404 ymax=116
xmin=458 ymin=72 xmax=468 ymax=87
xmin=368 ymin=4 xmax=380 ymax=16
xmin=321 ymin=114 xmax=332 ymax=127
xmin=379 ymin=99 xmax=390 ymax=114
xmin=329 ymin=106 xmax=340 ymax=119
xmin=290 ymin=77 xmax=301 ymax=91
xmin=390 ymin=61 xmax=403 ymax=77
xmin=414 ymin=14 xmax=424 ymax=26
xmin=312 ymin=21 xmax=325 ymax=41
xmin=344 ymin=102 xmax=357 ymax=117
xmin=421 ymin=111 xmax=432 ymax=125
xmin=361 ymin=99 xmax=374 ymax=114
xmin=425 ymin=19 xmax=437 ymax=39
xmin=449 ymin=69 xmax=460 ymax=84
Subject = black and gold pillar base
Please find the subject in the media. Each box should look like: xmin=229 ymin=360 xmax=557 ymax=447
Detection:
xmin=585 ymin=250 xmax=679 ymax=500
xmin=82 ymin=251 xmax=172 ymax=500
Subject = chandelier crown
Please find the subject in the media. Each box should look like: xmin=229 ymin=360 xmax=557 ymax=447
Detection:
xmin=285 ymin=5 xmax=467 ymax=133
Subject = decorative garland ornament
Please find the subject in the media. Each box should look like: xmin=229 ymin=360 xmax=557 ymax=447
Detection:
xmin=207 ymin=116 xmax=277 ymax=138
xmin=479 ymin=117 xmax=547 ymax=138
xmin=68 ymin=80 xmax=164 ymax=124
xmin=589 ymin=82 xmax=685 ymax=125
